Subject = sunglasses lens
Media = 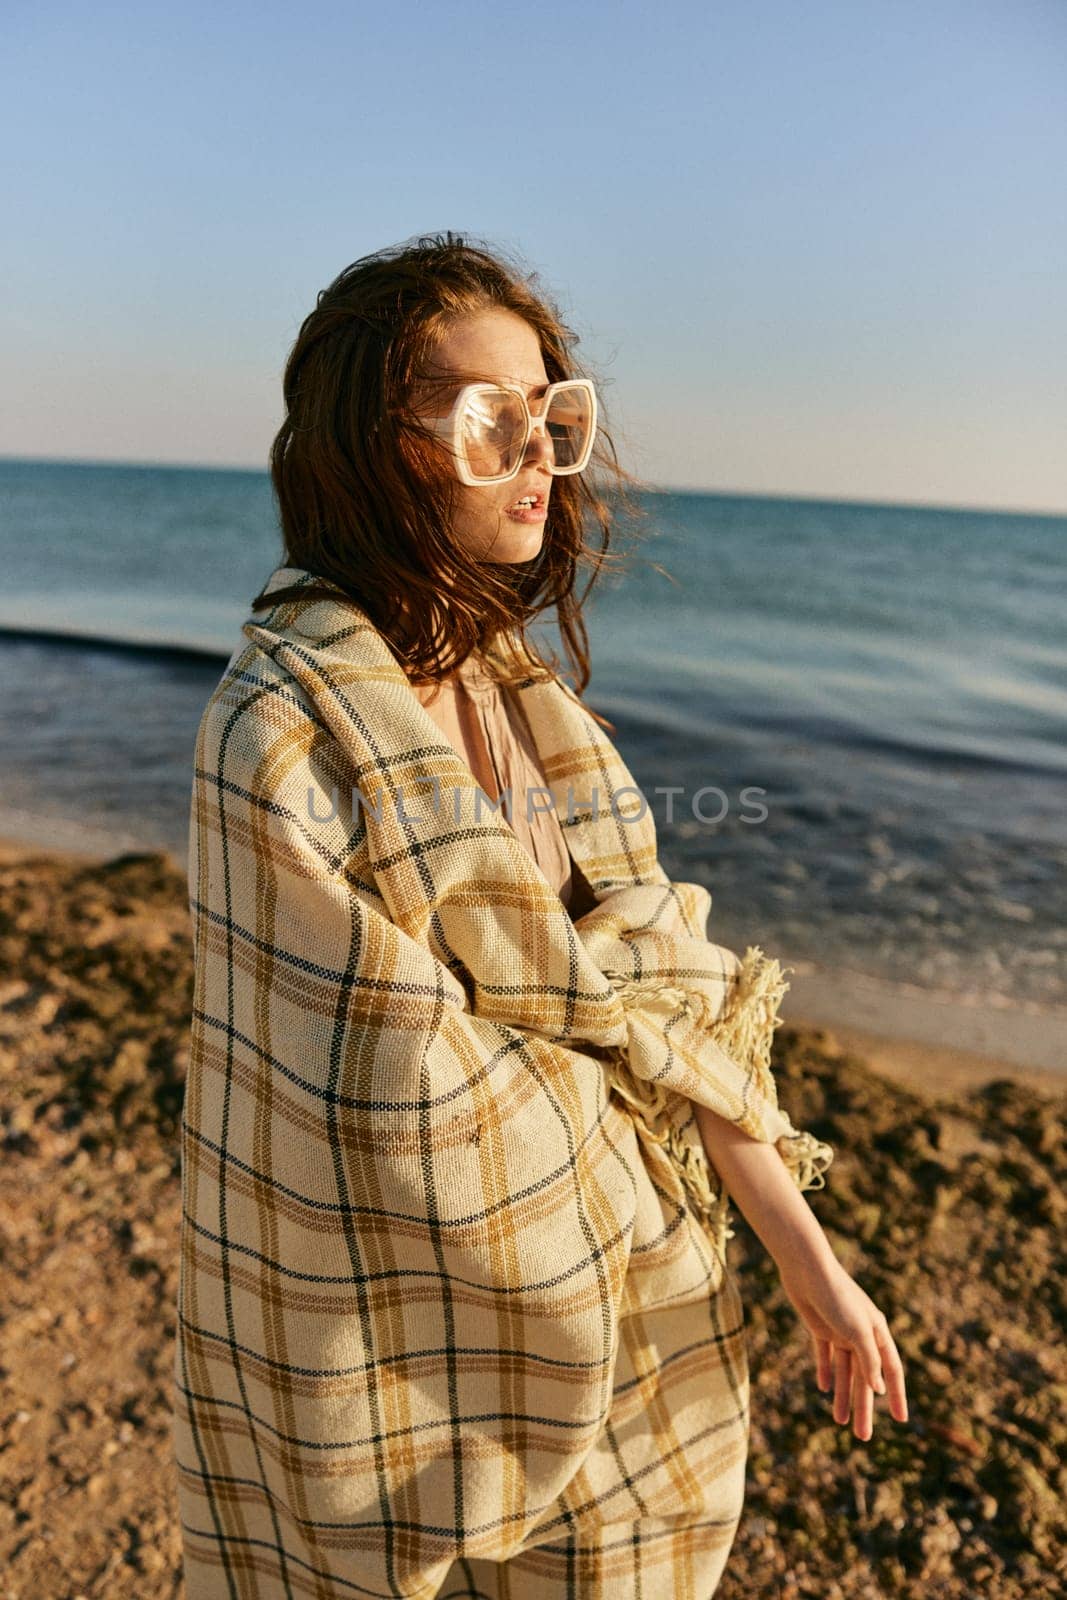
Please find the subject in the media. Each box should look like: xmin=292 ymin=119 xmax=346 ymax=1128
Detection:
xmin=544 ymin=385 xmax=594 ymax=470
xmin=458 ymin=384 xmax=594 ymax=481
xmin=459 ymin=390 xmax=527 ymax=480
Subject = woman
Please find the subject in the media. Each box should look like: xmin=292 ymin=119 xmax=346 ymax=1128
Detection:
xmin=173 ymin=232 xmax=908 ymax=1599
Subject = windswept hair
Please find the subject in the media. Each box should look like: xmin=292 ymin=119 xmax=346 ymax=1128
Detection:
xmin=251 ymin=230 xmax=653 ymax=721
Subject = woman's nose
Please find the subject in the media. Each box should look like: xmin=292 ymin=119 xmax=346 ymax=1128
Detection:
xmin=524 ymin=409 xmax=555 ymax=468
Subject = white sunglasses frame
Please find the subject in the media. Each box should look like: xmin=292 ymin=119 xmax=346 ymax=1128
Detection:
xmin=420 ymin=378 xmax=598 ymax=487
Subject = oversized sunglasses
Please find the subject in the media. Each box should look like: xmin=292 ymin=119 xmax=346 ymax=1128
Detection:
xmin=420 ymin=379 xmax=598 ymax=487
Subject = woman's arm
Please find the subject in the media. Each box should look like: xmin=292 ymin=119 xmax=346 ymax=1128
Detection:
xmin=693 ymin=1101 xmax=910 ymax=1441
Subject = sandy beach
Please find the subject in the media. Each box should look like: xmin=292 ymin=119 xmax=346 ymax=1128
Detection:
xmin=1 ymin=836 xmax=1064 ymax=1597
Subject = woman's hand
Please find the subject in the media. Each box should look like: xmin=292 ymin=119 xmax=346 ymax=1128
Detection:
xmin=774 ymin=1249 xmax=909 ymax=1440
xmin=691 ymin=1102 xmax=910 ymax=1440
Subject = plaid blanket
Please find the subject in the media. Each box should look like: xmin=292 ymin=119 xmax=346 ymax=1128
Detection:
xmin=173 ymin=563 xmax=834 ymax=1596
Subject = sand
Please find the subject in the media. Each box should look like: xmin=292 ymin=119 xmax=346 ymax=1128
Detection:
xmin=0 ymin=838 xmax=1063 ymax=1597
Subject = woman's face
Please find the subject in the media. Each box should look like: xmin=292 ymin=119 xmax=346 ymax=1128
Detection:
xmin=419 ymin=307 xmax=555 ymax=564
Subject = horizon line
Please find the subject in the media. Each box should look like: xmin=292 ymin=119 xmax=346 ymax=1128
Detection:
xmin=0 ymin=451 xmax=1063 ymax=522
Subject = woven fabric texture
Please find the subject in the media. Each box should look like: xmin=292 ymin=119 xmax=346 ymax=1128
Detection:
xmin=173 ymin=564 xmax=833 ymax=1597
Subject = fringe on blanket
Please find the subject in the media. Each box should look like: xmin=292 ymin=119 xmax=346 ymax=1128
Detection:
xmin=603 ymin=945 xmax=834 ymax=1267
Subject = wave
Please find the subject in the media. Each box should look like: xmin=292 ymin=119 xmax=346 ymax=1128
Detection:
xmin=0 ymin=622 xmax=232 ymax=667
xmin=6 ymin=621 xmax=1065 ymax=785
xmin=601 ymin=692 xmax=1067 ymax=783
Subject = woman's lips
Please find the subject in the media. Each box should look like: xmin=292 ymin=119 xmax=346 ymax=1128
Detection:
xmin=504 ymin=490 xmax=548 ymax=523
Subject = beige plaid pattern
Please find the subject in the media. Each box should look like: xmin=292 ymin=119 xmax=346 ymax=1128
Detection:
xmin=173 ymin=565 xmax=834 ymax=1597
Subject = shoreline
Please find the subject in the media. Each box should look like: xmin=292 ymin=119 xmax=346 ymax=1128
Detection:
xmin=1 ymin=831 xmax=1062 ymax=1099
xmin=782 ymin=966 xmax=1066 ymax=1092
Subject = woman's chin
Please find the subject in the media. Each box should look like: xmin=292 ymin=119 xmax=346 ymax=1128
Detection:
xmin=481 ymin=523 xmax=546 ymax=564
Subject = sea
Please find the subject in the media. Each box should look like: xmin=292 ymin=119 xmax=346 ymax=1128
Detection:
xmin=2 ymin=458 xmax=1065 ymax=1059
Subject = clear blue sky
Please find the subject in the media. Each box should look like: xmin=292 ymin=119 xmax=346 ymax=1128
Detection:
xmin=3 ymin=0 xmax=1065 ymax=512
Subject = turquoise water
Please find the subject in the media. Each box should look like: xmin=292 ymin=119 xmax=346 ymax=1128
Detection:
xmin=1 ymin=457 xmax=1065 ymax=1009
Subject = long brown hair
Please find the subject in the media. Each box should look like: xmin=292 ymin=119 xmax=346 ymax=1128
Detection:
xmin=251 ymin=230 xmax=655 ymax=724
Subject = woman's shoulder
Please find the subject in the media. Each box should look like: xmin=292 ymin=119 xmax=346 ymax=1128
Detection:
xmin=193 ymin=642 xmax=379 ymax=890
xmin=196 ymin=639 xmax=342 ymax=767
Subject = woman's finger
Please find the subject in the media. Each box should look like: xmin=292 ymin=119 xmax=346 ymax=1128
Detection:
xmin=813 ymin=1333 xmax=833 ymax=1392
xmin=833 ymin=1345 xmax=852 ymax=1425
xmin=874 ymin=1322 xmax=909 ymax=1421
xmin=852 ymin=1362 xmax=874 ymax=1440
xmin=858 ymin=1323 xmax=887 ymax=1396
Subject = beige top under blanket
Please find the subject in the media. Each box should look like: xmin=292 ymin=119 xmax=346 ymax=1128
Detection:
xmin=407 ymin=649 xmax=597 ymax=920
